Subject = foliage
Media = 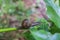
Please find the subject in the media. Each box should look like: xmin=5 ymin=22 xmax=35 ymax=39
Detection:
xmin=0 ymin=0 xmax=60 ymax=40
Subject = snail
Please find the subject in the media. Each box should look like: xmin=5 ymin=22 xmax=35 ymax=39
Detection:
xmin=18 ymin=19 xmax=40 ymax=29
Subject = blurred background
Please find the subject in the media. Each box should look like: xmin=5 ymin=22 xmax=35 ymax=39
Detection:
xmin=0 ymin=0 xmax=60 ymax=40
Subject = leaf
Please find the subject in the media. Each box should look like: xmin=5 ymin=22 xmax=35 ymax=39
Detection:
xmin=30 ymin=30 xmax=52 ymax=40
xmin=49 ymin=25 xmax=60 ymax=34
xmin=44 ymin=0 xmax=60 ymax=28
xmin=23 ymin=31 xmax=35 ymax=40
xmin=54 ymin=0 xmax=59 ymax=6
xmin=30 ymin=29 xmax=60 ymax=40
xmin=50 ymin=33 xmax=60 ymax=40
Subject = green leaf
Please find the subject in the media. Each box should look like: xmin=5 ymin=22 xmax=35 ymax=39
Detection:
xmin=23 ymin=31 xmax=35 ymax=40
xmin=30 ymin=29 xmax=60 ymax=40
xmin=53 ymin=0 xmax=59 ymax=6
xmin=30 ymin=30 xmax=52 ymax=40
xmin=44 ymin=0 xmax=60 ymax=28
xmin=50 ymin=33 xmax=60 ymax=40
